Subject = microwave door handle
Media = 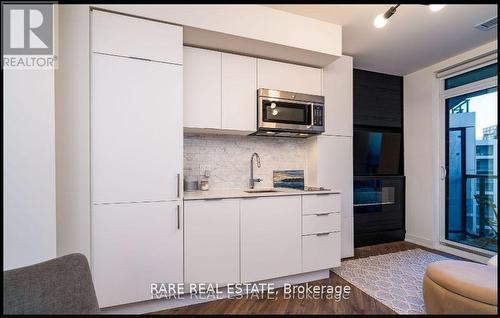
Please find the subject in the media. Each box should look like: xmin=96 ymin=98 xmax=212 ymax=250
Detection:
xmin=310 ymin=103 xmax=314 ymax=126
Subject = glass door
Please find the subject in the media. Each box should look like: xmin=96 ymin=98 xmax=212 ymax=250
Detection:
xmin=443 ymin=63 xmax=497 ymax=253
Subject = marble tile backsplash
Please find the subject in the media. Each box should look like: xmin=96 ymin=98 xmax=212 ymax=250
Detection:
xmin=184 ymin=134 xmax=309 ymax=190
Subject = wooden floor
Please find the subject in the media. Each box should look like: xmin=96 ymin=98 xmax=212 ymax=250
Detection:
xmin=151 ymin=241 xmax=461 ymax=315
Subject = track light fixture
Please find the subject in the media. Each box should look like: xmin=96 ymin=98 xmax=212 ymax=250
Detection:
xmin=374 ymin=4 xmax=445 ymax=29
xmin=374 ymin=4 xmax=400 ymax=28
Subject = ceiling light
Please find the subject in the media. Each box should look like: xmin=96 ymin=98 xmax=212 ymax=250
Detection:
xmin=374 ymin=14 xmax=388 ymax=28
xmin=374 ymin=4 xmax=400 ymax=29
xmin=429 ymin=5 xmax=445 ymax=12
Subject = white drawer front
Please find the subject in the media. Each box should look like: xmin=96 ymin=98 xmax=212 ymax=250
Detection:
xmin=302 ymin=212 xmax=340 ymax=235
xmin=302 ymin=232 xmax=341 ymax=272
xmin=302 ymin=194 xmax=341 ymax=215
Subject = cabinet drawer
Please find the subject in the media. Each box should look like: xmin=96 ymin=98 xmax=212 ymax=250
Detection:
xmin=302 ymin=212 xmax=340 ymax=235
xmin=302 ymin=232 xmax=341 ymax=272
xmin=302 ymin=194 xmax=341 ymax=215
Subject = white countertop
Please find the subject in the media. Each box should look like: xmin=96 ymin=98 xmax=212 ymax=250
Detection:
xmin=183 ymin=187 xmax=340 ymax=200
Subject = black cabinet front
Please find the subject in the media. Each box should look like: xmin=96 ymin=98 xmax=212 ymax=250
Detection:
xmin=354 ymin=176 xmax=405 ymax=247
xmin=353 ymin=69 xmax=403 ymax=128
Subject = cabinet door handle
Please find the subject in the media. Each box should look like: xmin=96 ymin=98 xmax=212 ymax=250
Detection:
xmin=316 ymin=232 xmax=330 ymax=236
xmin=440 ymin=166 xmax=447 ymax=180
xmin=315 ymin=212 xmax=330 ymax=216
xmin=177 ymin=173 xmax=181 ymax=198
xmin=177 ymin=205 xmax=180 ymax=230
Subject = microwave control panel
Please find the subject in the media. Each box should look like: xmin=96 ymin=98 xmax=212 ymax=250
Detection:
xmin=313 ymin=105 xmax=323 ymax=126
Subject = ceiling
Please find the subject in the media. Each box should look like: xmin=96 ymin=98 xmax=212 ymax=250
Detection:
xmin=267 ymin=4 xmax=498 ymax=75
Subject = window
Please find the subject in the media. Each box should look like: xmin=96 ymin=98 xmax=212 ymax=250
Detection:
xmin=476 ymin=145 xmax=494 ymax=156
xmin=442 ymin=60 xmax=497 ymax=253
xmin=476 ymin=159 xmax=494 ymax=174
xmin=445 ymin=63 xmax=498 ymax=90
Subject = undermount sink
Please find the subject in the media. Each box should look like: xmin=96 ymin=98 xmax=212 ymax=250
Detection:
xmin=244 ymin=188 xmax=281 ymax=193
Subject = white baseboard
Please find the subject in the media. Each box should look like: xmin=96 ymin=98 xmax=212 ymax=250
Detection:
xmin=101 ymin=269 xmax=330 ymax=314
xmin=405 ymin=234 xmax=434 ymax=248
xmin=434 ymin=245 xmax=490 ymax=264
xmin=405 ymin=234 xmax=491 ymax=264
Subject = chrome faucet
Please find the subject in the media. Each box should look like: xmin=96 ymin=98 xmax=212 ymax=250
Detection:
xmin=249 ymin=152 xmax=262 ymax=189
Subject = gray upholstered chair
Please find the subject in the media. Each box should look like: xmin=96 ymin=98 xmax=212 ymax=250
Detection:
xmin=3 ymin=253 xmax=100 ymax=315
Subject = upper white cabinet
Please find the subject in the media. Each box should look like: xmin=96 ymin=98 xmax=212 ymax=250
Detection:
xmin=184 ymin=199 xmax=240 ymax=285
xmin=240 ymin=196 xmax=301 ymax=283
xmin=183 ymin=46 xmax=222 ymax=130
xmin=183 ymin=47 xmax=257 ymax=133
xmin=92 ymin=201 xmax=183 ymax=307
xmin=91 ymin=10 xmax=182 ymax=64
xmin=91 ymin=53 xmax=183 ymax=204
xmin=221 ymin=53 xmax=257 ymax=132
xmin=183 ymin=47 xmax=325 ymax=133
xmin=322 ymin=56 xmax=353 ymax=136
xmin=257 ymin=59 xmax=322 ymax=95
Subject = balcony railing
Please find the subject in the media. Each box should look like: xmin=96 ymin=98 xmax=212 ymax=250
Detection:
xmin=461 ymin=174 xmax=498 ymax=251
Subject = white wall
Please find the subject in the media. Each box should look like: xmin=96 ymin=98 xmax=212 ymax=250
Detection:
xmin=3 ymin=69 xmax=56 ymax=270
xmin=404 ymin=41 xmax=497 ymax=253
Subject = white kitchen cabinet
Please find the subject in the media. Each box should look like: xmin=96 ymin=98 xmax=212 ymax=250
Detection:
xmin=240 ymin=196 xmax=301 ymax=283
xmin=91 ymin=10 xmax=182 ymax=64
xmin=183 ymin=47 xmax=222 ymax=130
xmin=314 ymin=136 xmax=353 ymax=219
xmin=302 ymin=232 xmax=341 ymax=272
xmin=307 ymin=135 xmax=353 ymax=258
xmin=184 ymin=199 xmax=240 ymax=285
xmin=257 ymin=59 xmax=322 ymax=95
xmin=322 ymin=56 xmax=353 ymax=136
xmin=221 ymin=53 xmax=257 ymax=132
xmin=91 ymin=53 xmax=183 ymax=204
xmin=341 ymin=216 xmax=354 ymax=258
xmin=302 ymin=212 xmax=341 ymax=235
xmin=302 ymin=194 xmax=341 ymax=215
xmin=92 ymin=201 xmax=183 ymax=307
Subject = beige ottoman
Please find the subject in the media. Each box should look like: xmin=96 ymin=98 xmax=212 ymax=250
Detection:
xmin=423 ymin=260 xmax=498 ymax=314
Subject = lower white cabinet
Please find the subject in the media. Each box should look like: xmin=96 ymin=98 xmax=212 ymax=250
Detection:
xmin=341 ymin=216 xmax=354 ymax=258
xmin=184 ymin=199 xmax=240 ymax=285
xmin=302 ymin=212 xmax=341 ymax=235
xmin=302 ymin=194 xmax=341 ymax=215
xmin=302 ymin=232 xmax=341 ymax=272
xmin=92 ymin=201 xmax=183 ymax=307
xmin=240 ymin=196 xmax=302 ymax=283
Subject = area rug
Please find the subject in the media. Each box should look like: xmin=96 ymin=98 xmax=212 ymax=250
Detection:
xmin=332 ymin=249 xmax=450 ymax=314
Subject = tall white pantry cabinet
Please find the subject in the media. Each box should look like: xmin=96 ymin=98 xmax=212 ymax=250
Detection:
xmin=90 ymin=10 xmax=184 ymax=308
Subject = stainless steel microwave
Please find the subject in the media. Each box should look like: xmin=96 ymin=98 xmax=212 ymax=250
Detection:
xmin=254 ymin=88 xmax=325 ymax=138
